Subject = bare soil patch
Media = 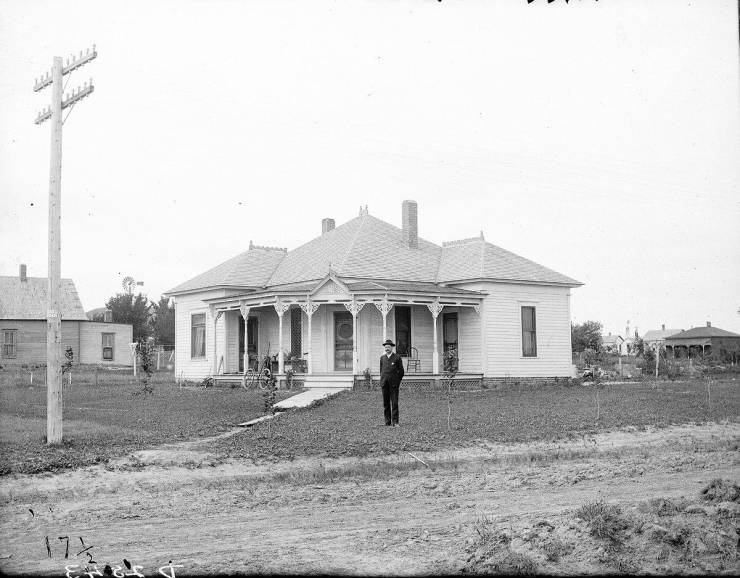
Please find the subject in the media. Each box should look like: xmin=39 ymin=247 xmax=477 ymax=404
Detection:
xmin=1 ymin=422 xmax=738 ymax=575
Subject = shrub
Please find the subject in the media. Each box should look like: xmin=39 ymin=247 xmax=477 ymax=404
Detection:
xmin=700 ymin=479 xmax=740 ymax=503
xmin=582 ymin=348 xmax=601 ymax=367
xmin=466 ymin=517 xmax=538 ymax=575
xmin=540 ymin=537 xmax=574 ymax=562
xmin=576 ymin=501 xmax=630 ymax=544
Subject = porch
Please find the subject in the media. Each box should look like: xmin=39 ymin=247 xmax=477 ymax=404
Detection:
xmin=204 ymin=276 xmax=486 ymax=388
xmin=213 ymin=371 xmax=486 ymax=390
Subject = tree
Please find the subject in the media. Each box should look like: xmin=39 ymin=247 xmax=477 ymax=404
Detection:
xmin=149 ymin=296 xmax=175 ymax=345
xmin=632 ymin=334 xmax=646 ymax=357
xmin=571 ymin=321 xmax=603 ymax=353
xmin=105 ymin=292 xmax=151 ymax=342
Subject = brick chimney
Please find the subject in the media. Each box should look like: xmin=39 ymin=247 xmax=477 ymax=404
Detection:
xmin=706 ymin=321 xmax=711 ymax=328
xmin=19 ymin=264 xmax=27 ymax=282
xmin=402 ymin=200 xmax=418 ymax=249
xmin=322 ymin=218 xmax=335 ymax=234
xmin=104 ymin=309 xmax=113 ymax=323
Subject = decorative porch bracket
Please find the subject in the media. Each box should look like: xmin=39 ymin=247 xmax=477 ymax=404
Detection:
xmin=299 ymin=300 xmax=320 ymax=374
xmin=209 ymin=306 xmax=224 ymax=375
xmin=274 ymin=300 xmax=291 ymax=375
xmin=374 ymin=297 xmax=393 ymax=341
xmin=344 ymin=300 xmax=365 ymax=374
xmin=239 ymin=303 xmax=250 ymax=373
xmin=427 ymin=301 xmax=444 ymax=373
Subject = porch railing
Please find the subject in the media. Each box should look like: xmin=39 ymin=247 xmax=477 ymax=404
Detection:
xmin=353 ymin=375 xmax=482 ymax=391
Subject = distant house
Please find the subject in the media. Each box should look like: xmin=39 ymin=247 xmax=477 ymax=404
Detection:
xmin=0 ymin=265 xmax=133 ymax=366
xmin=601 ymin=333 xmax=625 ymax=355
xmin=642 ymin=325 xmax=684 ymax=350
xmin=664 ymin=323 xmax=740 ymax=362
xmin=86 ymin=307 xmax=113 ymax=322
xmin=165 ymin=201 xmax=582 ymax=387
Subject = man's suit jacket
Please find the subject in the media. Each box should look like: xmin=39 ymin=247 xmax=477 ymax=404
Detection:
xmin=379 ymin=352 xmax=405 ymax=387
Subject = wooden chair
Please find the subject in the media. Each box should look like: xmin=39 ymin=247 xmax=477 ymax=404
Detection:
xmin=406 ymin=346 xmax=421 ymax=372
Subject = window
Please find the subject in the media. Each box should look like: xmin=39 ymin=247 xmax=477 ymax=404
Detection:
xmin=290 ymin=307 xmax=302 ymax=358
xmin=191 ymin=313 xmax=206 ymax=358
xmin=521 ymin=306 xmax=537 ymax=357
xmin=3 ymin=330 xmax=17 ymax=358
xmin=443 ymin=312 xmax=458 ymax=353
xmin=394 ymin=306 xmax=412 ymax=356
xmin=102 ymin=333 xmax=114 ymax=360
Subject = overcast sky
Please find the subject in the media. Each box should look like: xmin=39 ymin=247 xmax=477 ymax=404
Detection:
xmin=1 ymin=0 xmax=738 ymax=336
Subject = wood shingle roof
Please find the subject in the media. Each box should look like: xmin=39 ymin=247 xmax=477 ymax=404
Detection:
xmin=0 ymin=276 xmax=89 ymax=320
xmin=166 ymin=211 xmax=581 ymax=295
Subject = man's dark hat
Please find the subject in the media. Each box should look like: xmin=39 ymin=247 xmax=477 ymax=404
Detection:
xmin=382 ymin=339 xmax=395 ymax=347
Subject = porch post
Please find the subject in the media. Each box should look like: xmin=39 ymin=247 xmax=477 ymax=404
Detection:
xmin=427 ymin=300 xmax=444 ymax=373
xmin=274 ymin=300 xmax=290 ymax=375
xmin=374 ymin=297 xmax=393 ymax=341
xmin=210 ymin=307 xmax=223 ymax=375
xmin=344 ymin=299 xmax=365 ymax=375
xmin=299 ymin=300 xmax=319 ymax=374
xmin=239 ymin=303 xmax=250 ymax=372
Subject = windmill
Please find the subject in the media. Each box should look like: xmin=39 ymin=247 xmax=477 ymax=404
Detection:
xmin=122 ymin=276 xmax=144 ymax=295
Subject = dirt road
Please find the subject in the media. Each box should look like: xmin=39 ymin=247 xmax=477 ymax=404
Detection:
xmin=1 ymin=423 xmax=738 ymax=576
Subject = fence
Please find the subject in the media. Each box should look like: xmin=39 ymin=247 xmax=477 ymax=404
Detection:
xmin=154 ymin=345 xmax=175 ymax=370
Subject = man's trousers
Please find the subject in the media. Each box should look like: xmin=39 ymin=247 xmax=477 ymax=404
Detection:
xmin=381 ymin=383 xmax=399 ymax=425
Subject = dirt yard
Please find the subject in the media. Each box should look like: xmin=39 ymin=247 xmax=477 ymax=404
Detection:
xmin=1 ymin=421 xmax=738 ymax=576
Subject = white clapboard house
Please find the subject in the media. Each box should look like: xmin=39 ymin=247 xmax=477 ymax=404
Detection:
xmin=165 ymin=201 xmax=581 ymax=388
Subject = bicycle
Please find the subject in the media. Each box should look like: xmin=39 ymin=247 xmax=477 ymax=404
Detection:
xmin=243 ymin=353 xmax=272 ymax=390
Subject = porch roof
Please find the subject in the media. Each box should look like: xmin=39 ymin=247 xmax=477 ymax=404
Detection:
xmin=202 ymin=275 xmax=486 ymax=310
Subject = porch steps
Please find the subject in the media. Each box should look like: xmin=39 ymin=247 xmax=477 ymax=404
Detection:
xmin=299 ymin=373 xmax=354 ymax=389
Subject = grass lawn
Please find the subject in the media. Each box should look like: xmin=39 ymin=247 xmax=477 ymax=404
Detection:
xmin=0 ymin=369 xmax=284 ymax=475
xmin=211 ymin=378 xmax=740 ymax=461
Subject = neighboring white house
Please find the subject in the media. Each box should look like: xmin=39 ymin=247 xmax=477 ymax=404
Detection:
xmin=165 ymin=201 xmax=582 ymax=387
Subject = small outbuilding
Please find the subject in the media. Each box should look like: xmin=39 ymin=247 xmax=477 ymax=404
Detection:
xmin=602 ymin=333 xmax=626 ymax=355
xmin=664 ymin=323 xmax=740 ymax=363
xmin=0 ymin=266 xmax=133 ymax=366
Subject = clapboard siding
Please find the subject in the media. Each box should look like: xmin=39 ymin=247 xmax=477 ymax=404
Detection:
xmin=78 ymin=322 xmax=133 ymax=365
xmin=410 ymin=305 xmax=434 ymax=372
xmin=357 ymin=305 xmax=386 ymax=373
xmin=0 ymin=320 xmax=79 ymax=365
xmin=458 ymin=307 xmax=482 ymax=373
xmin=173 ymin=290 xmax=234 ymax=380
xmin=224 ymin=311 xmax=237 ymax=373
xmin=452 ymin=282 xmax=574 ymax=377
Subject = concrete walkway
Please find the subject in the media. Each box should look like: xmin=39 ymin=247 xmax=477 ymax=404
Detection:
xmin=238 ymin=387 xmax=346 ymax=427
xmin=273 ymin=387 xmax=345 ymax=410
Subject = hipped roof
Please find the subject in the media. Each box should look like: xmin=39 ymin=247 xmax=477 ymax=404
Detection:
xmin=665 ymin=326 xmax=740 ymax=340
xmin=166 ymin=212 xmax=581 ymax=295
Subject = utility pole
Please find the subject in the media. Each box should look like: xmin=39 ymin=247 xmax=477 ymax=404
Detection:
xmin=34 ymin=46 xmax=97 ymax=444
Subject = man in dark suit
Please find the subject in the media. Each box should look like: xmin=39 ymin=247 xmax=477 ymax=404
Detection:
xmin=379 ymin=339 xmax=405 ymax=426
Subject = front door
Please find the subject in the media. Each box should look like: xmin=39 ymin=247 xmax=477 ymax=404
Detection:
xmin=238 ymin=316 xmax=258 ymax=372
xmin=334 ymin=311 xmax=353 ymax=371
